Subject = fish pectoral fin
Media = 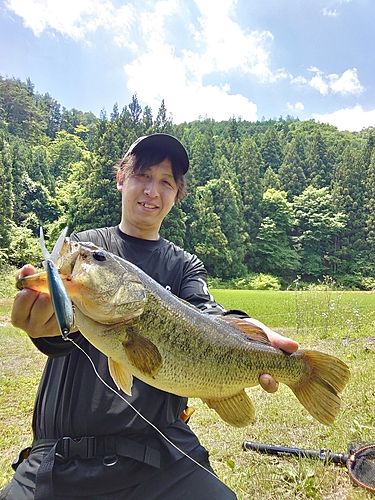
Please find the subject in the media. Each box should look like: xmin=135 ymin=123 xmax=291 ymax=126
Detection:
xmin=108 ymin=358 xmax=134 ymax=395
xmin=202 ymin=389 xmax=255 ymax=428
xmin=123 ymin=327 xmax=163 ymax=377
xmin=220 ymin=317 xmax=271 ymax=344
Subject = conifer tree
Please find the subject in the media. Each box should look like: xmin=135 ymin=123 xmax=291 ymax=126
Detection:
xmin=364 ymin=150 xmax=375 ymax=268
xmin=0 ymin=131 xmax=14 ymax=256
xmin=154 ymin=99 xmax=173 ymax=134
xmin=160 ymin=204 xmax=187 ymax=248
xmin=10 ymin=138 xmax=32 ymax=225
xmin=305 ymin=131 xmax=332 ymax=187
xmin=332 ymin=147 xmax=367 ymax=274
xmin=278 ymin=139 xmax=306 ymax=199
xmin=363 ymin=128 xmax=375 ymax=168
xmin=190 ymin=186 xmax=231 ymax=278
xmin=295 ymin=186 xmax=346 ymax=277
xmin=236 ymin=137 xmax=263 ymax=266
xmin=204 ymin=177 xmax=247 ymax=278
xmin=260 ymin=125 xmax=283 ymax=173
xmin=263 ymin=165 xmax=281 ymax=191
xmin=188 ymin=132 xmax=215 ymax=189
xmin=256 ymin=189 xmax=299 ymax=277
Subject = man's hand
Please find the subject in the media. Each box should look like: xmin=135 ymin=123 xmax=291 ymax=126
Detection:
xmin=244 ymin=317 xmax=299 ymax=394
xmin=11 ymin=264 xmax=61 ymax=338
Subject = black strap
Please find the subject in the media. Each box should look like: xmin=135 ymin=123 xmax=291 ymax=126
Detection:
xmin=34 ymin=442 xmax=59 ymax=500
xmin=33 ymin=435 xmax=161 ymax=500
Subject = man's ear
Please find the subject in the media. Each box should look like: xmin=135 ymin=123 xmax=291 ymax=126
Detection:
xmin=116 ymin=171 xmax=123 ymax=192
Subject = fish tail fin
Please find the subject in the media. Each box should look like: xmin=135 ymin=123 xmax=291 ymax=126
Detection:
xmin=289 ymin=350 xmax=350 ymax=425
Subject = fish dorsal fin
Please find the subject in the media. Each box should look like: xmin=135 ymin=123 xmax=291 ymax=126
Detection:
xmin=108 ymin=358 xmax=134 ymax=395
xmin=122 ymin=327 xmax=163 ymax=377
xmin=202 ymin=389 xmax=255 ymax=427
xmin=220 ymin=316 xmax=271 ymax=344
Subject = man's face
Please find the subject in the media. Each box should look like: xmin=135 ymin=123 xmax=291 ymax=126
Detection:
xmin=117 ymin=158 xmax=178 ymax=240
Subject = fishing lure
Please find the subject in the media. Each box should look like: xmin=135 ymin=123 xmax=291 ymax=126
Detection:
xmin=39 ymin=227 xmax=73 ymax=339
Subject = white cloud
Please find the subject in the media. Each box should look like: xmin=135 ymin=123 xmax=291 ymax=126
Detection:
xmin=5 ymin=0 xmax=136 ymax=48
xmin=309 ymin=74 xmax=329 ymax=95
xmin=188 ymin=0 xmax=288 ymax=83
xmin=313 ymin=105 xmax=375 ymax=132
xmin=290 ymin=75 xmax=308 ymax=86
xmin=322 ymin=8 xmax=338 ymax=17
xmin=329 ymin=68 xmax=364 ymax=95
xmin=124 ymin=0 xmax=259 ymax=122
xmin=287 ymin=102 xmax=304 ymax=113
xmin=165 ymin=84 xmax=258 ymax=123
xmin=294 ymin=67 xmax=365 ymax=96
xmin=7 ymin=0 xmax=286 ymax=122
xmin=124 ymin=0 xmax=288 ymax=122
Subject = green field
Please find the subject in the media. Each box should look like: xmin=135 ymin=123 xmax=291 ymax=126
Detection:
xmin=1 ymin=286 xmax=375 ymax=499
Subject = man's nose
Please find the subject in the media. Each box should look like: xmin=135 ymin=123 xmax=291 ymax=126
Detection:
xmin=144 ymin=179 xmax=159 ymax=197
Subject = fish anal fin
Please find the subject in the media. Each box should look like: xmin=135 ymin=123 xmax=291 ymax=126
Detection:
xmin=220 ymin=316 xmax=271 ymax=344
xmin=123 ymin=327 xmax=162 ymax=377
xmin=202 ymin=389 xmax=255 ymax=427
xmin=108 ymin=358 xmax=133 ymax=395
xmin=288 ymin=350 xmax=350 ymax=425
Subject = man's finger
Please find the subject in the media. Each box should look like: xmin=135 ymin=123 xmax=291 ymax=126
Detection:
xmin=259 ymin=373 xmax=279 ymax=393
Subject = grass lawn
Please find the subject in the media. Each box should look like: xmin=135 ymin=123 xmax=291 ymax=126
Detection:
xmin=1 ymin=284 xmax=375 ymax=498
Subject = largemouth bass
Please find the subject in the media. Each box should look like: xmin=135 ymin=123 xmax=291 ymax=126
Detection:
xmin=17 ymin=238 xmax=350 ymax=427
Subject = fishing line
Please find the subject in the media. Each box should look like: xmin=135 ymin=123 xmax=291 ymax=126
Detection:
xmin=39 ymin=229 xmax=221 ymax=482
xmin=65 ymin=336 xmax=220 ymax=481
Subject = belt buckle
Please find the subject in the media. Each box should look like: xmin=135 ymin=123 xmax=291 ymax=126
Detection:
xmin=59 ymin=436 xmax=96 ymax=460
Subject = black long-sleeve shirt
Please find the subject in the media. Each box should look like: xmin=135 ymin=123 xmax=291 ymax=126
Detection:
xmin=30 ymin=227 xmax=229 ymax=474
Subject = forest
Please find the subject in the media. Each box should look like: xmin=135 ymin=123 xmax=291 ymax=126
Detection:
xmin=1 ymin=74 xmax=375 ymax=289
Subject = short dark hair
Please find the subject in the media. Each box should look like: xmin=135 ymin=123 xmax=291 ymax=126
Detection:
xmin=116 ymin=148 xmax=187 ymax=202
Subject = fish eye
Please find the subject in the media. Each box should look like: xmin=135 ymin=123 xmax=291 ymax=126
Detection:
xmin=93 ymin=250 xmax=107 ymax=262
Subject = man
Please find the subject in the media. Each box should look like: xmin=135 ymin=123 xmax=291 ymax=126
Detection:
xmin=2 ymin=134 xmax=298 ymax=499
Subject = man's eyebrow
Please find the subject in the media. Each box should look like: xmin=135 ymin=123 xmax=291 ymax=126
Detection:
xmin=161 ymin=171 xmax=176 ymax=180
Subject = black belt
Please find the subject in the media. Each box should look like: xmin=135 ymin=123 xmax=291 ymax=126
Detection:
xmin=33 ymin=435 xmax=161 ymax=500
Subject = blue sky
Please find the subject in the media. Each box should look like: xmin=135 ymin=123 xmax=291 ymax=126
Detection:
xmin=1 ymin=0 xmax=374 ymax=131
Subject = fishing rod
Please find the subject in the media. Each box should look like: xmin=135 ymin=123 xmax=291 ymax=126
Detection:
xmin=243 ymin=440 xmax=375 ymax=493
xmin=242 ymin=441 xmax=348 ymax=465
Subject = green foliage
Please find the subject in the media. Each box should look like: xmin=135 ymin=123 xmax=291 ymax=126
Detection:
xmin=259 ymin=124 xmax=283 ymax=173
xmin=190 ymin=187 xmax=231 ymax=277
xmin=278 ymin=138 xmax=306 ymax=199
xmin=335 ymin=274 xmax=375 ymax=291
xmin=3 ymin=74 xmax=375 ymax=285
xmin=207 ymin=273 xmax=281 ymax=290
xmin=48 ymin=130 xmax=88 ymax=179
xmin=6 ymin=222 xmax=42 ymax=267
xmin=256 ymin=189 xmax=299 ymax=277
xmin=294 ymin=186 xmax=347 ymax=278
xmin=231 ymin=273 xmax=281 ymax=290
xmin=0 ymin=265 xmax=17 ymax=298
xmin=159 ymin=204 xmax=187 ymax=248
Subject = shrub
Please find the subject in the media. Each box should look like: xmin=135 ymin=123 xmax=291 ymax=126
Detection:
xmin=7 ymin=223 xmax=41 ymax=268
xmin=335 ymin=274 xmax=375 ymax=291
xmin=208 ymin=273 xmax=281 ymax=290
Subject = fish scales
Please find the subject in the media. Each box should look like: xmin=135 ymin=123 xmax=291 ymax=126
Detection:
xmin=17 ymin=238 xmax=350 ymax=427
xmin=137 ymin=293 xmax=306 ymax=396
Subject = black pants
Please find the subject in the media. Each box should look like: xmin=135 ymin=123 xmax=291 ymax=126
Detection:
xmin=0 ymin=455 xmax=237 ymax=500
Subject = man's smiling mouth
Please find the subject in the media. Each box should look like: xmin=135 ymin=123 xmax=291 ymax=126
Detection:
xmin=139 ymin=202 xmax=158 ymax=209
